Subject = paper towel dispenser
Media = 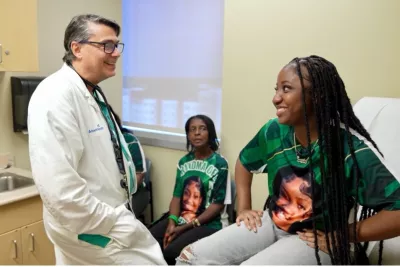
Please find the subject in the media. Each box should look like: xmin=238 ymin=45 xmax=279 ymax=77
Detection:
xmin=11 ymin=76 xmax=45 ymax=132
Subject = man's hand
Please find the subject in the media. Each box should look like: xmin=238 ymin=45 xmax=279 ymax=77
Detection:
xmin=236 ymin=209 xmax=263 ymax=233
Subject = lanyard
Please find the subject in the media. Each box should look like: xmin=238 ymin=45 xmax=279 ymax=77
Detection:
xmin=93 ymin=90 xmax=128 ymax=186
xmin=68 ymin=65 xmax=129 ymax=196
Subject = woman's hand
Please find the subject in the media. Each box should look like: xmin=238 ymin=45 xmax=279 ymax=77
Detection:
xmin=236 ymin=209 xmax=263 ymax=232
xmin=163 ymin=221 xmax=176 ymax=249
xmin=165 ymin=225 xmax=186 ymax=248
xmin=298 ymin=229 xmax=335 ymax=254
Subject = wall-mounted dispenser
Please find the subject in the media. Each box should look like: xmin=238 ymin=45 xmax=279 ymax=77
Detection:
xmin=11 ymin=76 xmax=45 ymax=133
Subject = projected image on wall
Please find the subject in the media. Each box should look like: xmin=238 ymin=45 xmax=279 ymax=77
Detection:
xmin=122 ymin=0 xmax=224 ymax=134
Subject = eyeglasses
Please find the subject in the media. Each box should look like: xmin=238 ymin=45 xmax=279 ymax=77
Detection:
xmin=79 ymin=41 xmax=124 ymax=54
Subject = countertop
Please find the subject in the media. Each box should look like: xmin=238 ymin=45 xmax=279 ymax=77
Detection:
xmin=0 ymin=167 xmax=39 ymax=206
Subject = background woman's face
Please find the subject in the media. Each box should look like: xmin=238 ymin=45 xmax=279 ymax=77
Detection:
xmin=272 ymin=176 xmax=312 ymax=231
xmin=188 ymin=118 xmax=209 ymax=149
xmin=182 ymin=181 xmax=202 ymax=212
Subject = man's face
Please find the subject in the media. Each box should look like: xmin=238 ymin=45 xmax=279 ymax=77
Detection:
xmin=77 ymin=22 xmax=121 ymax=83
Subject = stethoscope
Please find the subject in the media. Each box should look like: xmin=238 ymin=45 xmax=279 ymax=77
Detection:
xmin=68 ymin=64 xmax=129 ymax=196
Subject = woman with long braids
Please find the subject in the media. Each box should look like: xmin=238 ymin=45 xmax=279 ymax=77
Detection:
xmin=176 ymin=55 xmax=400 ymax=265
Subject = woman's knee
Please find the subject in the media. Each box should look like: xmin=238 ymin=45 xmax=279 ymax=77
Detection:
xmin=175 ymin=242 xmax=227 ymax=265
xmin=175 ymin=244 xmax=196 ymax=265
xmin=176 ymin=243 xmax=217 ymax=265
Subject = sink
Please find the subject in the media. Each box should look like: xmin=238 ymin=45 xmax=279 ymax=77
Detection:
xmin=0 ymin=172 xmax=35 ymax=193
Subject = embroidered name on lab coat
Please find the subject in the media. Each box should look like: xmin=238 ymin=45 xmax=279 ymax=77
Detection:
xmin=88 ymin=124 xmax=104 ymax=134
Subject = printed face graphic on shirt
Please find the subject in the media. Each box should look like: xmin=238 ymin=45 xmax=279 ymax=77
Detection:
xmin=181 ymin=176 xmax=204 ymax=223
xmin=271 ymin=166 xmax=318 ymax=233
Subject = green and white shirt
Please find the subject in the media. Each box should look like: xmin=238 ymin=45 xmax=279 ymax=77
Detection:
xmin=173 ymin=152 xmax=229 ymax=230
xmin=239 ymin=118 xmax=400 ymax=233
xmin=123 ymin=132 xmax=147 ymax=189
xmin=123 ymin=132 xmax=146 ymax=173
xmin=93 ymin=92 xmax=137 ymax=197
xmin=94 ymin=91 xmax=144 ymax=191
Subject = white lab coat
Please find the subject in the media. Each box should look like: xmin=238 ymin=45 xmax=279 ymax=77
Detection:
xmin=28 ymin=64 xmax=166 ymax=265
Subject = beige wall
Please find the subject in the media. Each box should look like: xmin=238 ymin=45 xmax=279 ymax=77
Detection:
xmin=147 ymin=0 xmax=400 ymax=218
xmin=1 ymin=0 xmax=400 ymax=220
xmin=221 ymin=0 xmax=400 ymax=210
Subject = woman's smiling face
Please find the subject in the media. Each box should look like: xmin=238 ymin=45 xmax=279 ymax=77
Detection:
xmin=182 ymin=180 xmax=202 ymax=212
xmin=272 ymin=176 xmax=313 ymax=232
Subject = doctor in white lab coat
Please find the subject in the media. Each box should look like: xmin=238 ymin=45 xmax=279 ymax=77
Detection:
xmin=28 ymin=14 xmax=166 ymax=265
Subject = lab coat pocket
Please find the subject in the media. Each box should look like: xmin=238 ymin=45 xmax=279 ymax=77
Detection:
xmin=45 ymin=217 xmax=106 ymax=250
xmin=77 ymin=233 xmax=112 ymax=248
xmin=106 ymin=203 xmax=142 ymax=249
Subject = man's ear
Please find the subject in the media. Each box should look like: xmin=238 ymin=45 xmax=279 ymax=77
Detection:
xmin=70 ymin=41 xmax=83 ymax=59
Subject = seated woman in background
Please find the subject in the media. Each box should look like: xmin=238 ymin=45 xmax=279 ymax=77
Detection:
xmin=149 ymin=114 xmax=230 ymax=265
xmin=176 ymin=55 xmax=400 ymax=265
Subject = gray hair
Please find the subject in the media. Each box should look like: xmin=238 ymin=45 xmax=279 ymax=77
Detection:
xmin=62 ymin=14 xmax=120 ymax=64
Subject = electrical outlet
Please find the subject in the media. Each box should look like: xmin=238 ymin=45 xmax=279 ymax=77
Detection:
xmin=0 ymin=152 xmax=11 ymax=169
xmin=8 ymin=155 xmax=15 ymax=167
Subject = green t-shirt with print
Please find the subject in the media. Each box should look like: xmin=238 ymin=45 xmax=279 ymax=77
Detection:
xmin=173 ymin=152 xmax=228 ymax=230
xmin=239 ymin=118 xmax=400 ymax=233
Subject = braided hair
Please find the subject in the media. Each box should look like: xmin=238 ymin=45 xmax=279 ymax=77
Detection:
xmin=289 ymin=55 xmax=383 ymax=265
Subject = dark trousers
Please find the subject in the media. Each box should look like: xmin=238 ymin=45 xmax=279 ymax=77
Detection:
xmin=149 ymin=217 xmax=218 ymax=265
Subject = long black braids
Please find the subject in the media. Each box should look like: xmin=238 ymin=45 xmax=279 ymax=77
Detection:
xmin=295 ymin=58 xmax=322 ymax=264
xmin=290 ymin=55 xmax=383 ymax=265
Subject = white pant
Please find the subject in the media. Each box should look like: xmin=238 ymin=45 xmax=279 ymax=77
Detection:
xmin=176 ymin=213 xmax=332 ymax=265
xmin=44 ymin=205 xmax=166 ymax=265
